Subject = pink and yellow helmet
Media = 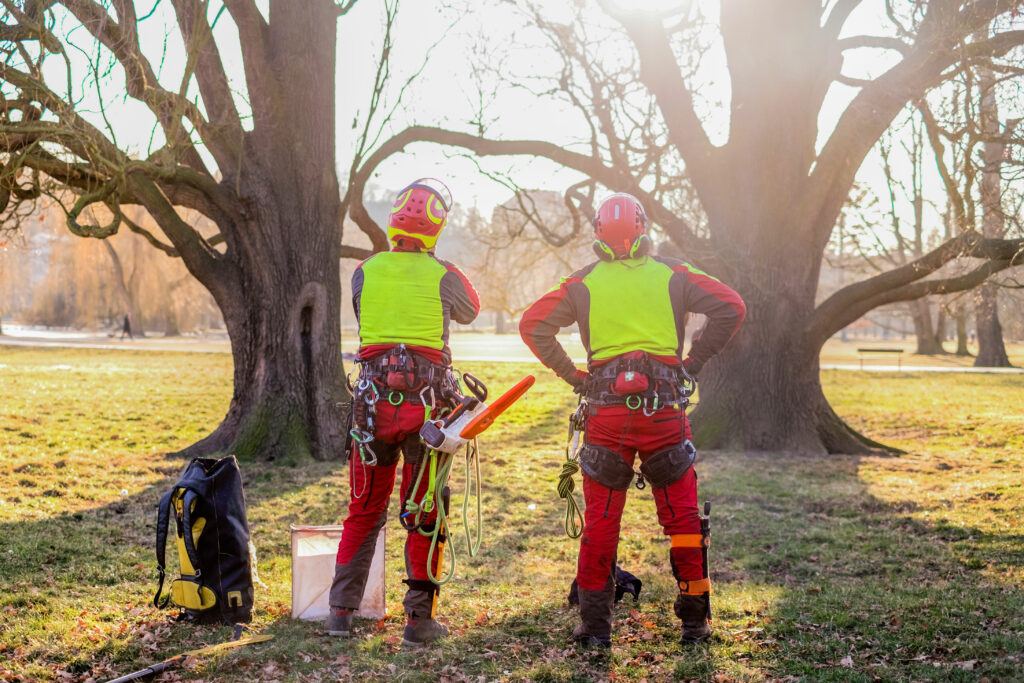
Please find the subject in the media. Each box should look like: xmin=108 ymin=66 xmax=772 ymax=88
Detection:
xmin=387 ymin=178 xmax=453 ymax=251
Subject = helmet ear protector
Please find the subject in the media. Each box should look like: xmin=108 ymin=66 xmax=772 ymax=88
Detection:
xmin=592 ymin=233 xmax=651 ymax=261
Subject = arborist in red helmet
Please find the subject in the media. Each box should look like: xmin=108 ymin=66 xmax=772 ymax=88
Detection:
xmin=326 ymin=178 xmax=480 ymax=648
xmin=520 ymin=193 xmax=745 ymax=647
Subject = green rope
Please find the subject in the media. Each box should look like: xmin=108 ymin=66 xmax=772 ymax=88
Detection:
xmin=558 ymin=457 xmax=584 ymax=539
xmin=425 ymin=451 xmax=457 ymax=585
xmin=462 ymin=439 xmax=483 ymax=557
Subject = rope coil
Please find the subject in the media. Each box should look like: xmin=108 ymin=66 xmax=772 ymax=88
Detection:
xmin=558 ymin=457 xmax=584 ymax=539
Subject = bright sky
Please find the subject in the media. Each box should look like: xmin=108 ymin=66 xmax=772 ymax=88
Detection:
xmin=35 ymin=1 xmax=1023 ymax=244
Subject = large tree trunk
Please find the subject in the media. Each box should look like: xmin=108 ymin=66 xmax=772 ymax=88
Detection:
xmin=689 ymin=188 xmax=888 ymax=455
xmin=181 ymin=2 xmax=348 ymax=462
xmin=692 ymin=273 xmax=887 ymax=455
xmin=187 ymin=242 xmax=346 ymax=463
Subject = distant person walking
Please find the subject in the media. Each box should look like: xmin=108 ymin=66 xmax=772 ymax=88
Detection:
xmin=120 ymin=314 xmax=133 ymax=340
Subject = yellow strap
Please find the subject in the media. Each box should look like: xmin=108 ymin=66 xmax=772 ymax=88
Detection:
xmin=670 ymin=534 xmax=705 ymax=548
xmin=678 ymin=577 xmax=711 ymax=595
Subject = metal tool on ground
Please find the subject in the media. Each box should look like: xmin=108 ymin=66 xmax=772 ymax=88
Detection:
xmin=403 ymin=375 xmax=536 ymax=585
xmin=105 ymin=634 xmax=273 ymax=683
xmin=700 ymin=500 xmax=712 ymax=622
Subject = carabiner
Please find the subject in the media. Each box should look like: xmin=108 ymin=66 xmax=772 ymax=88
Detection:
xmin=358 ymin=443 xmax=377 ymax=466
xmin=362 ymin=380 xmax=379 ymax=405
xmin=625 ymin=394 xmax=642 ymax=411
xmin=642 ymin=395 xmax=659 ymax=417
xmin=387 ymin=390 xmax=405 ymax=406
xmin=419 ymin=384 xmax=436 ymax=411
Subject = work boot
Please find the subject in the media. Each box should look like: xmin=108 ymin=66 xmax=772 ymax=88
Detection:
xmin=572 ymin=588 xmax=613 ymax=648
xmin=325 ymin=608 xmax=353 ymax=637
xmin=401 ymin=618 xmax=449 ymax=648
xmin=674 ymin=594 xmax=712 ymax=645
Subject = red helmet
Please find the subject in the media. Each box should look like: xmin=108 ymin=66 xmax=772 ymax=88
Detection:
xmin=593 ymin=193 xmax=649 ymax=260
xmin=387 ymin=178 xmax=453 ymax=251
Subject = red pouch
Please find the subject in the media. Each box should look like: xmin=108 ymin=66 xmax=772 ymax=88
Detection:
xmin=386 ymin=371 xmax=413 ymax=390
xmin=385 ymin=352 xmax=416 ymax=390
xmin=613 ymin=370 xmax=649 ymax=396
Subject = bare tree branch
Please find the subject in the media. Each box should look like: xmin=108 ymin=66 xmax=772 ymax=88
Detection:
xmin=809 ymin=231 xmax=1024 ymax=343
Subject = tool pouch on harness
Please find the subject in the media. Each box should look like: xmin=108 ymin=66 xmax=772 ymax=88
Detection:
xmin=384 ymin=346 xmax=421 ymax=391
xmin=153 ymin=456 xmax=254 ymax=624
xmin=578 ymin=444 xmax=635 ymax=490
xmin=612 ymin=370 xmax=649 ymax=396
xmin=585 ymin=353 xmax=690 ymax=408
xmin=639 ymin=440 xmax=697 ymax=488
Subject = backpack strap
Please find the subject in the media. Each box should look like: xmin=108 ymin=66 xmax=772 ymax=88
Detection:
xmin=179 ymin=488 xmax=205 ymax=599
xmin=153 ymin=489 xmax=174 ymax=608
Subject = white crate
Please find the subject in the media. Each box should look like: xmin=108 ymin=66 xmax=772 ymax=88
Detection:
xmin=290 ymin=524 xmax=386 ymax=620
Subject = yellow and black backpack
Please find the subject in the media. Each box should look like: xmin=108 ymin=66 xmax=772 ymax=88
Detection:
xmin=153 ymin=456 xmax=254 ymax=624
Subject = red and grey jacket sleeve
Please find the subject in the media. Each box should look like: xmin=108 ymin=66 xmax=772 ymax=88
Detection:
xmin=351 ymin=261 xmax=366 ymax=323
xmin=439 ymin=261 xmax=481 ymax=325
xmin=519 ymin=274 xmax=587 ymax=387
xmin=666 ymin=260 xmax=746 ymax=375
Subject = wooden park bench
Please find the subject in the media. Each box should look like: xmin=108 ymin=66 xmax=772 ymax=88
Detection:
xmin=857 ymin=347 xmax=904 ymax=370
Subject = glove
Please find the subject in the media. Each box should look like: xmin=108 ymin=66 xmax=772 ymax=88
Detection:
xmin=681 ymin=356 xmax=700 ymax=378
xmin=570 ymin=369 xmax=590 ymax=393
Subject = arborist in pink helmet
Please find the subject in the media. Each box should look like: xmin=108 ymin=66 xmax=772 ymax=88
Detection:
xmin=326 ymin=178 xmax=480 ymax=648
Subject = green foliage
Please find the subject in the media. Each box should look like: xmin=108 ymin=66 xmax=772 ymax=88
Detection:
xmin=0 ymin=349 xmax=1022 ymax=681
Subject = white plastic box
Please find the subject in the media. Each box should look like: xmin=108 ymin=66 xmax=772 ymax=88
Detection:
xmin=290 ymin=524 xmax=386 ymax=620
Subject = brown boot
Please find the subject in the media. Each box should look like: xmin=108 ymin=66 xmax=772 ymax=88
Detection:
xmin=401 ymin=618 xmax=449 ymax=648
xmin=324 ymin=608 xmax=353 ymax=637
xmin=572 ymin=588 xmax=613 ymax=648
xmin=674 ymin=593 xmax=712 ymax=644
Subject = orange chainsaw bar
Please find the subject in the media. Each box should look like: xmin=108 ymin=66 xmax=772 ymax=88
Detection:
xmin=459 ymin=375 xmax=535 ymax=439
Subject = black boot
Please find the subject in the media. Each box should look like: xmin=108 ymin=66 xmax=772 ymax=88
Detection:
xmin=674 ymin=593 xmax=712 ymax=644
xmin=572 ymin=588 xmax=613 ymax=648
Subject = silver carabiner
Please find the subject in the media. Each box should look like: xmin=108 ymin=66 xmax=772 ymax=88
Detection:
xmin=419 ymin=384 xmax=436 ymax=412
xmin=642 ymin=396 xmax=658 ymax=417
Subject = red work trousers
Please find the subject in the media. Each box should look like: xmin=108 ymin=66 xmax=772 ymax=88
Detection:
xmin=577 ymin=404 xmax=702 ymax=592
xmin=332 ymin=400 xmax=443 ymax=617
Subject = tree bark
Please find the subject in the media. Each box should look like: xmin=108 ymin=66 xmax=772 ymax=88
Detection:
xmin=184 ymin=243 xmax=346 ymax=463
xmin=692 ymin=271 xmax=889 ymax=455
xmin=178 ymin=1 xmax=349 ymax=462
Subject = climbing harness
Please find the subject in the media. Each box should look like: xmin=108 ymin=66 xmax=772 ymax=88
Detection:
xmin=582 ymin=353 xmax=697 ymax=411
xmin=555 ymin=358 xmax=698 ymax=538
xmin=348 ymin=346 xmax=464 ymax=500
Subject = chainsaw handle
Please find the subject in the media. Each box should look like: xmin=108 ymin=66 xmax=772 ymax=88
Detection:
xmin=462 ymin=372 xmax=488 ymax=402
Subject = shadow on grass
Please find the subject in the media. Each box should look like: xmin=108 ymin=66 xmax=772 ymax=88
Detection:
xmin=0 ymin=451 xmax=342 ymax=680
xmin=704 ymin=451 xmax=1024 ymax=681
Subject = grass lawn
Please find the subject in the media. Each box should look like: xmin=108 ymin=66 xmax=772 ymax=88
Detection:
xmin=1 ymin=347 xmax=1022 ymax=682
